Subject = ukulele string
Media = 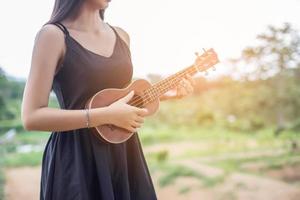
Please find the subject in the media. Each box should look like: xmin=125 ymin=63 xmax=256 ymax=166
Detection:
xmin=129 ymin=76 xmax=183 ymax=107
xmin=127 ymin=52 xmax=216 ymax=107
xmin=128 ymin=66 xmax=199 ymax=107
xmin=129 ymin=67 xmax=199 ymax=107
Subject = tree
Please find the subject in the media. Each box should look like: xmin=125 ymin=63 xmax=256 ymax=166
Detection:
xmin=230 ymin=23 xmax=300 ymax=133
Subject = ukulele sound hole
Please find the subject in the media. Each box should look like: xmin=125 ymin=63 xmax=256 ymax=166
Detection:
xmin=128 ymin=94 xmax=144 ymax=108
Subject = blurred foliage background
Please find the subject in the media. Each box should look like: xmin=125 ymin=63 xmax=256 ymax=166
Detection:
xmin=0 ymin=23 xmax=300 ymax=199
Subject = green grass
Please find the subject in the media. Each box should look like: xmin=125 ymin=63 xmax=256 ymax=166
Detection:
xmin=159 ymin=164 xmax=225 ymax=188
xmin=0 ymin=130 xmax=48 ymax=199
xmin=142 ymin=125 xmax=300 ymax=191
xmin=3 ymin=151 xmax=43 ymax=167
xmin=1 ymin=131 xmax=49 ymax=167
xmin=208 ymin=152 xmax=300 ymax=174
xmin=0 ymin=144 xmax=6 ymax=200
xmin=2 ymin=126 xmax=299 ymax=169
xmin=14 ymin=131 xmax=50 ymax=144
xmin=148 ymin=160 xmax=225 ymax=188
xmin=0 ymin=123 xmax=299 ymax=197
xmin=178 ymin=186 xmax=191 ymax=194
xmin=141 ymin=124 xmax=300 ymax=157
xmin=0 ymin=166 xmax=4 ymax=200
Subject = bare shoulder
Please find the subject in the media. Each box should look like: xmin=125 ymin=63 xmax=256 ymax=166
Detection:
xmin=112 ymin=26 xmax=130 ymax=48
xmin=36 ymin=24 xmax=65 ymax=41
xmin=30 ymin=23 xmax=67 ymax=77
xmin=34 ymin=24 xmax=66 ymax=54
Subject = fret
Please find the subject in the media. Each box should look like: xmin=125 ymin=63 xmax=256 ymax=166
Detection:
xmin=137 ymin=48 xmax=218 ymax=106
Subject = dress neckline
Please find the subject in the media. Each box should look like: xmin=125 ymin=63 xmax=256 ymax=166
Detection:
xmin=67 ymin=22 xmax=118 ymax=59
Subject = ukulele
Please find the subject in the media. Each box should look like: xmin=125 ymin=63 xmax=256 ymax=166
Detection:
xmin=85 ymin=48 xmax=219 ymax=144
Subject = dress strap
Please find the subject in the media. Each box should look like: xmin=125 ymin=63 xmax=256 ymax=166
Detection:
xmin=106 ymin=23 xmax=132 ymax=59
xmin=52 ymin=22 xmax=70 ymax=36
xmin=106 ymin=23 xmax=120 ymax=39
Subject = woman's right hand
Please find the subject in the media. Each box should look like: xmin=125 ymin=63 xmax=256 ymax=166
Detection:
xmin=106 ymin=91 xmax=148 ymax=132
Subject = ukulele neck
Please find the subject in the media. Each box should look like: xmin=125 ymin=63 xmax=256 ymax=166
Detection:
xmin=143 ymin=64 xmax=199 ymax=104
xmin=137 ymin=48 xmax=219 ymax=106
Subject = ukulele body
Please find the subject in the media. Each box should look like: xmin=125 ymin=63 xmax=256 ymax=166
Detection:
xmin=85 ymin=48 xmax=219 ymax=144
xmin=85 ymin=79 xmax=159 ymax=144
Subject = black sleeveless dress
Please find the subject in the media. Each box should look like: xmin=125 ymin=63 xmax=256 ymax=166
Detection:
xmin=40 ymin=22 xmax=157 ymax=200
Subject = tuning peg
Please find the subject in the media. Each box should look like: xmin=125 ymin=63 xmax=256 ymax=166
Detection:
xmin=212 ymin=66 xmax=216 ymax=71
xmin=202 ymin=48 xmax=207 ymax=52
xmin=194 ymin=52 xmax=199 ymax=56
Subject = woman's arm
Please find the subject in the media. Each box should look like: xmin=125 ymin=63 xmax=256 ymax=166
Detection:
xmin=21 ymin=24 xmax=110 ymax=132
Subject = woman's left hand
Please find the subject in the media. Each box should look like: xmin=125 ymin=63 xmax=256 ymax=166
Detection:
xmin=175 ymin=74 xmax=196 ymax=99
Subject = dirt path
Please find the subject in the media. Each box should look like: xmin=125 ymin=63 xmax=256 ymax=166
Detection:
xmin=4 ymin=167 xmax=41 ymax=200
xmin=4 ymin=167 xmax=217 ymax=200
xmin=5 ymin=164 xmax=300 ymax=200
xmin=4 ymin=142 xmax=300 ymax=200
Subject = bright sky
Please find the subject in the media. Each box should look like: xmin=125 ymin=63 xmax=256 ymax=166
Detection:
xmin=0 ymin=0 xmax=299 ymax=81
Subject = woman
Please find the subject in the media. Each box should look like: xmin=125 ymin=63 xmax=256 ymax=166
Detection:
xmin=21 ymin=0 xmax=196 ymax=199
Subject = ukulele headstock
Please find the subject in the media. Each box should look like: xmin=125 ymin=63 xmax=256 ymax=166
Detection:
xmin=194 ymin=48 xmax=219 ymax=74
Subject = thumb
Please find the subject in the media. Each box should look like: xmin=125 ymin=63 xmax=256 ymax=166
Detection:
xmin=119 ymin=90 xmax=135 ymax=103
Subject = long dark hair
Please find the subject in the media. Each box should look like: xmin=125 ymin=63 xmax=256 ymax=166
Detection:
xmin=44 ymin=0 xmax=105 ymax=25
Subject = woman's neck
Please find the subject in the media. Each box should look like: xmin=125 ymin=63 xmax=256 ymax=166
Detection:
xmin=64 ymin=3 xmax=106 ymax=34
